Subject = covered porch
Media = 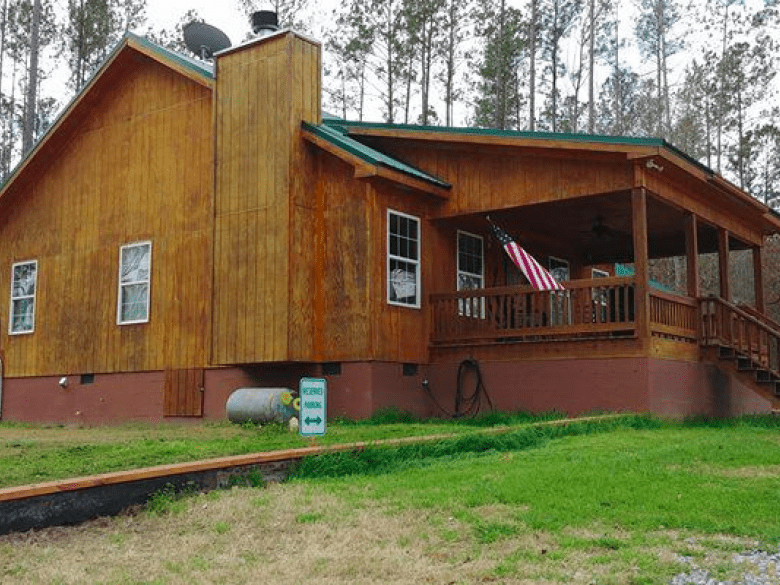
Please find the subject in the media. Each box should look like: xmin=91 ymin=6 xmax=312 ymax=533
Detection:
xmin=428 ymin=186 xmax=780 ymax=409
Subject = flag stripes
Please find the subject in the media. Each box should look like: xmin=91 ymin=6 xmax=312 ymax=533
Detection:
xmin=489 ymin=219 xmax=564 ymax=291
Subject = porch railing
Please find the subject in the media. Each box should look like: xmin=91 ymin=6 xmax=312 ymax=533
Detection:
xmin=700 ymin=296 xmax=780 ymax=374
xmin=649 ymin=290 xmax=698 ymax=342
xmin=430 ymin=276 xmax=636 ymax=344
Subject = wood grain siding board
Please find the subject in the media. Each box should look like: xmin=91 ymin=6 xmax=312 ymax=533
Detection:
xmin=0 ymin=58 xmax=213 ymax=378
xmin=212 ymin=34 xmax=320 ymax=365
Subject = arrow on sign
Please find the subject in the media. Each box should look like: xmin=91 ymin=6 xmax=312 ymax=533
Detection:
xmin=305 ymin=416 xmax=322 ymax=426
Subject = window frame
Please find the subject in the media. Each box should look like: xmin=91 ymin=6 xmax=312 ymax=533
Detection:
xmin=387 ymin=209 xmax=421 ymax=309
xmin=548 ymin=256 xmax=571 ymax=326
xmin=8 ymin=259 xmax=38 ymax=335
xmin=117 ymin=241 xmax=152 ymax=325
xmin=456 ymin=230 xmax=485 ymax=317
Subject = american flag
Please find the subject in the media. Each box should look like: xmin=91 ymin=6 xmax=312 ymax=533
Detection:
xmin=488 ymin=219 xmax=564 ymax=291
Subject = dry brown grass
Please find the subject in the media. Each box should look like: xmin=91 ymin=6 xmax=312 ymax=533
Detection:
xmin=1 ymin=483 xmax=498 ymax=584
xmin=0 ymin=481 xmax=768 ymax=585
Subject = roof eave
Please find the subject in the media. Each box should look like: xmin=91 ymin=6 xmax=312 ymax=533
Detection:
xmin=302 ymin=123 xmax=450 ymax=198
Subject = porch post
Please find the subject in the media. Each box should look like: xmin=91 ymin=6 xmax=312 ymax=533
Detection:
xmin=632 ymin=188 xmax=650 ymax=339
xmin=718 ymin=228 xmax=731 ymax=302
xmin=685 ymin=213 xmax=699 ymax=298
xmin=753 ymin=245 xmax=765 ymax=313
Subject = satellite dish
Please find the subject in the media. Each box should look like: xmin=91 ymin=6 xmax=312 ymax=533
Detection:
xmin=183 ymin=21 xmax=232 ymax=60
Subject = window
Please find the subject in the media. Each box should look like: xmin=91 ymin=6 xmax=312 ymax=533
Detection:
xmin=387 ymin=210 xmax=420 ymax=308
xmin=118 ymin=242 xmax=151 ymax=324
xmin=591 ymin=268 xmax=610 ymax=321
xmin=457 ymin=231 xmax=484 ymax=317
xmin=549 ymin=256 xmax=570 ymax=326
xmin=9 ymin=260 xmax=37 ymax=334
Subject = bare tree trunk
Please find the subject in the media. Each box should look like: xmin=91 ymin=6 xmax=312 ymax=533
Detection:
xmin=716 ymin=4 xmax=728 ymax=173
xmin=736 ymin=87 xmax=744 ymax=188
xmin=529 ymin=0 xmax=537 ymax=131
xmin=445 ymin=0 xmax=455 ymax=126
xmin=404 ymin=49 xmax=412 ymax=123
xmin=23 ymin=0 xmax=42 ymax=154
xmin=0 ymin=0 xmax=6 ymax=177
xmin=0 ymin=0 xmax=6 ymax=106
xmin=587 ymin=0 xmax=594 ymax=133
xmin=613 ymin=6 xmax=620 ymax=134
xmin=551 ymin=1 xmax=560 ymax=132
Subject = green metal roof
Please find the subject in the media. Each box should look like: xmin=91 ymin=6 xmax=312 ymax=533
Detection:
xmin=127 ymin=32 xmax=214 ymax=81
xmin=303 ymin=121 xmax=451 ymax=189
xmin=324 ymin=119 xmax=714 ymax=177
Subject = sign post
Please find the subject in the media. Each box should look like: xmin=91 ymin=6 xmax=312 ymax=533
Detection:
xmin=299 ymin=378 xmax=326 ymax=437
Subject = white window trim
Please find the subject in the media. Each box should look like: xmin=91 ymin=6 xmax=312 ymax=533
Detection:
xmin=456 ymin=230 xmax=485 ymax=318
xmin=117 ymin=241 xmax=152 ymax=325
xmin=387 ymin=209 xmax=421 ymax=309
xmin=9 ymin=259 xmax=37 ymax=335
xmin=591 ymin=268 xmax=610 ymax=279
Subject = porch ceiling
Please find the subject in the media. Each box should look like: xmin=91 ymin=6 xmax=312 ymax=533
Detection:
xmin=440 ymin=191 xmax=750 ymax=265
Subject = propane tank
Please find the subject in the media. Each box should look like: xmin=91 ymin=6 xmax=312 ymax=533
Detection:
xmin=226 ymin=387 xmax=296 ymax=424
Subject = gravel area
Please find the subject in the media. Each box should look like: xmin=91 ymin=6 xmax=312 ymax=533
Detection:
xmin=671 ymin=546 xmax=780 ymax=584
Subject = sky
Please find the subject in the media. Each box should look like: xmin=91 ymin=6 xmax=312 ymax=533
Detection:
xmin=145 ymin=1 xmax=256 ymax=45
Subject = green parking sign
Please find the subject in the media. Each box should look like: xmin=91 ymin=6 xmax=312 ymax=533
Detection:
xmin=299 ymin=378 xmax=326 ymax=436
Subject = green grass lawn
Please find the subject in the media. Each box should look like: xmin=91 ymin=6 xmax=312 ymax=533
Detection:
xmin=3 ymin=416 xmax=780 ymax=584
xmin=0 ymin=409 xmax=567 ymax=488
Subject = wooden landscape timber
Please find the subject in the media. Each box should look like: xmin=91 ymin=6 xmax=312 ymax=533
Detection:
xmin=0 ymin=25 xmax=778 ymax=424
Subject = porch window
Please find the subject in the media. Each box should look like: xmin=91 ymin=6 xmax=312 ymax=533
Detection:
xmin=549 ymin=256 xmax=570 ymax=325
xmin=591 ymin=268 xmax=610 ymax=321
xmin=118 ymin=241 xmax=151 ymax=324
xmin=9 ymin=260 xmax=37 ymax=334
xmin=457 ymin=231 xmax=484 ymax=316
xmin=387 ymin=210 xmax=420 ymax=308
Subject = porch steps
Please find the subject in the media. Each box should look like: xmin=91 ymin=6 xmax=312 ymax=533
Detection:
xmin=713 ymin=344 xmax=780 ymax=406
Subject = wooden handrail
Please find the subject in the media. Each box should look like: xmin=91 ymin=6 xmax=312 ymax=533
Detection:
xmin=699 ymin=295 xmax=780 ymax=375
xmin=430 ymin=276 xmax=634 ymax=300
xmin=649 ymin=290 xmax=698 ymax=341
xmin=649 ymin=289 xmax=698 ymax=307
xmin=700 ymin=296 xmax=780 ymax=339
xmin=738 ymin=303 xmax=780 ymax=332
xmin=430 ymin=278 xmax=637 ymax=344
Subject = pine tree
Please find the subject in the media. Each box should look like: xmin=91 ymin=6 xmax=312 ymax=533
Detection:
xmin=403 ymin=0 xmax=446 ymax=125
xmin=324 ymin=5 xmax=373 ymax=120
xmin=472 ymin=0 xmax=524 ymax=130
xmin=634 ymin=0 xmax=683 ymax=138
xmin=436 ymin=0 xmax=472 ymax=126
xmin=22 ymin=0 xmax=41 ymax=154
xmin=538 ymin=0 xmax=583 ymax=132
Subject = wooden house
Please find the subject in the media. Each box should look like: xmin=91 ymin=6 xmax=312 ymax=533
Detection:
xmin=1 ymin=29 xmax=779 ymax=424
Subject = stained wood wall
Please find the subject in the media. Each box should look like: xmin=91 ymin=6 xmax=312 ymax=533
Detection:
xmin=375 ymin=143 xmax=633 ymax=215
xmin=300 ymin=154 xmax=433 ymax=364
xmin=212 ymin=33 xmax=321 ymax=365
xmin=0 ymin=53 xmax=214 ymax=377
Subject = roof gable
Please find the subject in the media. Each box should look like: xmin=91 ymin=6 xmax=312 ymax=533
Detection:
xmin=0 ymin=35 xmax=213 ymax=201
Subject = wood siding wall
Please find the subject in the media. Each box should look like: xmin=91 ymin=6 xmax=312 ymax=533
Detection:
xmin=302 ymin=154 xmax=432 ymax=364
xmin=372 ymin=143 xmax=633 ymax=215
xmin=212 ymin=33 xmax=321 ymax=365
xmin=0 ymin=56 xmax=214 ymax=377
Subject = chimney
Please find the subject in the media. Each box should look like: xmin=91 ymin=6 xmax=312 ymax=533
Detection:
xmin=252 ymin=11 xmax=279 ymax=37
